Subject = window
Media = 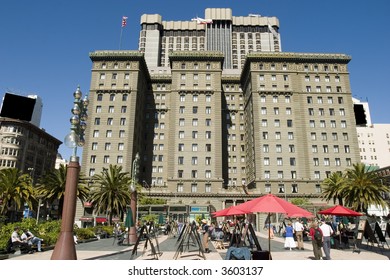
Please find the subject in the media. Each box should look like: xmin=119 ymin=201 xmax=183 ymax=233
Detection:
xmin=275 ymin=132 xmax=281 ymax=140
xmin=96 ymin=106 xmax=102 ymax=113
xmin=105 ymin=143 xmax=111 ymax=150
xmin=290 ymin=157 xmax=296 ymax=166
xmin=92 ymin=142 xmax=98 ymax=150
xmin=122 ymin=94 xmax=128 ymax=101
xmin=118 ymin=143 xmax=124 ymax=151
xmin=191 ymin=157 xmax=198 ymax=165
xmin=178 ymin=157 xmax=184 ymax=165
xmin=191 ymin=170 xmax=198 ymax=179
xmin=313 ymin=158 xmax=319 ymax=166
xmin=206 ymin=144 xmax=211 ymax=152
xmin=120 ymin=118 xmax=126 ymax=125
xmin=94 ymin=118 xmax=101 ymax=125
xmin=193 ymin=95 xmax=198 ymax=102
xmin=178 ymin=143 xmax=184 ymax=151
xmin=117 ymin=156 xmax=123 ymax=164
xmin=93 ymin=130 xmax=99 ymax=137
xmin=107 ymin=118 xmax=113 ymax=125
xmin=179 ymin=118 xmax=185 ymax=126
xmin=180 ymin=95 xmax=185 ymax=102
xmin=263 ymin=144 xmax=269 ymax=153
xmin=276 ymin=144 xmax=282 ymax=153
xmin=97 ymin=94 xmax=103 ymax=101
xmin=179 ymin=131 xmax=185 ymax=139
xmin=264 ymin=157 xmax=270 ymax=166
xmin=192 ymin=144 xmax=198 ymax=151
xmin=109 ymin=94 xmax=115 ymax=101
xmin=192 ymin=106 xmax=198 ymax=114
xmin=119 ymin=130 xmax=125 ymax=137
xmin=287 ymin=120 xmax=293 ymax=127
xmin=205 ymin=131 xmax=211 ymax=139
xmin=277 ymin=157 xmax=283 ymax=166
xmin=192 ymin=118 xmax=198 ymax=126
xmin=288 ymin=132 xmax=294 ymax=140
xmin=205 ymin=107 xmax=211 ymax=114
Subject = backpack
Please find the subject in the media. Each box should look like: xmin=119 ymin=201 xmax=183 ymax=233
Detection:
xmin=314 ymin=228 xmax=322 ymax=242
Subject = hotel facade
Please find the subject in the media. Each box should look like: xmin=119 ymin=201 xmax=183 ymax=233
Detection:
xmin=78 ymin=9 xmax=360 ymax=223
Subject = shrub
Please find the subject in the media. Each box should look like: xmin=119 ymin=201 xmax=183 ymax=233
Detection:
xmin=75 ymin=227 xmax=96 ymax=240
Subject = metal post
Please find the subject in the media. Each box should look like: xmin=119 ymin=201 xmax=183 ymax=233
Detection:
xmin=51 ymin=160 xmax=80 ymax=260
xmin=51 ymin=86 xmax=88 ymax=260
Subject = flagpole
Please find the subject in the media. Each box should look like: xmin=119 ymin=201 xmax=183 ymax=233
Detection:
xmin=119 ymin=16 xmax=128 ymax=50
xmin=119 ymin=27 xmax=123 ymax=50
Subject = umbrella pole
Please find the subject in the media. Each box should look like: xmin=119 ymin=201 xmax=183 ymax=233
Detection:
xmin=268 ymin=213 xmax=271 ymax=257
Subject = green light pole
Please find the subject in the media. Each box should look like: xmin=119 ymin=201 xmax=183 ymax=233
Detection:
xmin=128 ymin=153 xmax=140 ymax=244
xmin=51 ymin=86 xmax=88 ymax=260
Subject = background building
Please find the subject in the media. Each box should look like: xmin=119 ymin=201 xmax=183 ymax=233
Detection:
xmin=0 ymin=117 xmax=61 ymax=179
xmin=353 ymin=97 xmax=390 ymax=169
xmin=79 ymin=8 xmax=361 ymax=224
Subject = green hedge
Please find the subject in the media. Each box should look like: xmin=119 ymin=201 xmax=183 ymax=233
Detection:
xmin=0 ymin=219 xmax=113 ymax=252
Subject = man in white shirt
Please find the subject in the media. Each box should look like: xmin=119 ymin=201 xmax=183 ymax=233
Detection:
xmin=319 ymin=219 xmax=334 ymax=260
xmin=11 ymin=226 xmax=32 ymax=254
xmin=293 ymin=219 xmax=305 ymax=250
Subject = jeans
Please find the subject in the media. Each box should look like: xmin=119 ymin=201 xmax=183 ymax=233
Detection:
xmin=29 ymin=237 xmax=43 ymax=251
xmin=322 ymin=236 xmax=331 ymax=260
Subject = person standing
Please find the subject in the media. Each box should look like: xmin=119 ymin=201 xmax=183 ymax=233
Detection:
xmin=320 ymin=219 xmax=334 ymax=260
xmin=201 ymin=219 xmax=211 ymax=253
xmin=21 ymin=229 xmax=43 ymax=252
xmin=293 ymin=218 xmax=305 ymax=250
xmin=309 ymin=221 xmax=323 ymax=260
xmin=283 ymin=221 xmax=296 ymax=250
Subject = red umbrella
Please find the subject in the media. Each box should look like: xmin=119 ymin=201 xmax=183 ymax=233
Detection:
xmin=212 ymin=205 xmax=247 ymax=217
xmin=318 ymin=205 xmax=362 ymax=217
xmin=235 ymin=194 xmax=314 ymax=256
xmin=235 ymin=194 xmax=313 ymax=217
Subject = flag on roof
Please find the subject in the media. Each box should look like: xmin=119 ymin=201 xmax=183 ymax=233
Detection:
xmin=121 ymin=16 xmax=128 ymax=27
xmin=191 ymin=17 xmax=213 ymax=24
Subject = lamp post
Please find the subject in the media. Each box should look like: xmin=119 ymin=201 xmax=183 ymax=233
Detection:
xmin=51 ymin=86 xmax=88 ymax=260
xmin=128 ymin=152 xmax=140 ymax=245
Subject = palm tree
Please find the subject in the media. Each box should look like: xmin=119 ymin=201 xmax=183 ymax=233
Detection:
xmin=36 ymin=164 xmax=90 ymax=219
xmin=0 ymin=168 xmax=34 ymax=221
xmin=321 ymin=171 xmax=347 ymax=205
xmin=89 ymin=164 xmax=133 ymax=225
xmin=343 ymin=163 xmax=390 ymax=213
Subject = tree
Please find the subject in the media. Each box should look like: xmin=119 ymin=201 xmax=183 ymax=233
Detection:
xmin=36 ymin=164 xmax=90 ymax=219
xmin=343 ymin=163 xmax=390 ymax=213
xmin=89 ymin=164 xmax=133 ymax=225
xmin=0 ymin=168 xmax=34 ymax=221
xmin=321 ymin=171 xmax=347 ymax=205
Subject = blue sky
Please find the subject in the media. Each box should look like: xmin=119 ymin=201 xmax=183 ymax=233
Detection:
xmin=1 ymin=0 xmax=389 ymax=161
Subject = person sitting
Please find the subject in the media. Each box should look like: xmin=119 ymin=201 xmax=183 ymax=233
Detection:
xmin=21 ymin=229 xmax=43 ymax=252
xmin=11 ymin=226 xmax=33 ymax=254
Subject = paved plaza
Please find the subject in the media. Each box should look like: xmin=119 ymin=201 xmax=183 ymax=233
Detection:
xmin=5 ymin=229 xmax=390 ymax=261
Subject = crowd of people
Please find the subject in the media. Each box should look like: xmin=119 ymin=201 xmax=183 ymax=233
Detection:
xmin=278 ymin=216 xmax=356 ymax=260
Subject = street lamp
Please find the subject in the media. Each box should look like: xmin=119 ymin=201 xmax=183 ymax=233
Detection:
xmin=51 ymin=86 xmax=88 ymax=260
xmin=128 ymin=152 xmax=140 ymax=244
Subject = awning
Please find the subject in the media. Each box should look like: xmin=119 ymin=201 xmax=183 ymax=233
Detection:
xmin=84 ymin=202 xmax=93 ymax=208
xmin=79 ymin=216 xmax=94 ymax=222
xmin=96 ymin=217 xmax=107 ymax=223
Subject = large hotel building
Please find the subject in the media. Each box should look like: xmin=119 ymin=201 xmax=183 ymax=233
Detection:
xmin=78 ymin=8 xmax=360 ymax=222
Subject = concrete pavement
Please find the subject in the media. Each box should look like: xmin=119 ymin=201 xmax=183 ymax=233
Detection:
xmin=4 ymin=230 xmax=390 ymax=261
